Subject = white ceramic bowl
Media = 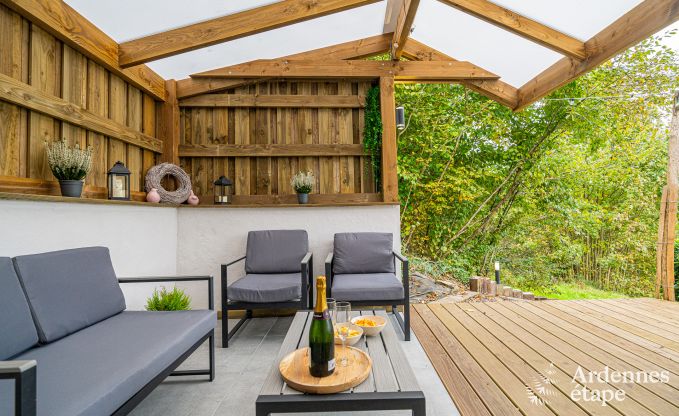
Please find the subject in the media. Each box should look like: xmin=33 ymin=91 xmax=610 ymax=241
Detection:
xmin=351 ymin=315 xmax=386 ymax=336
xmin=334 ymin=323 xmax=363 ymax=346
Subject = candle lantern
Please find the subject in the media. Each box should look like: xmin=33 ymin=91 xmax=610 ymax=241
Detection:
xmin=395 ymin=106 xmax=406 ymax=130
xmin=214 ymin=176 xmax=233 ymax=204
xmin=107 ymin=161 xmax=130 ymax=200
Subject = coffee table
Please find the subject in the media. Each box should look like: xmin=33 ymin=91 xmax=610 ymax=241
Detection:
xmin=256 ymin=310 xmax=426 ymax=416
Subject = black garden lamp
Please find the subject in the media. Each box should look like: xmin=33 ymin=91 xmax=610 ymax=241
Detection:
xmin=395 ymin=106 xmax=405 ymax=130
xmin=108 ymin=161 xmax=130 ymax=200
xmin=214 ymin=176 xmax=233 ymax=204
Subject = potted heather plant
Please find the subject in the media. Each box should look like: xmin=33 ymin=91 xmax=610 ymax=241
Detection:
xmin=45 ymin=139 xmax=93 ymax=198
xmin=291 ymin=171 xmax=314 ymax=204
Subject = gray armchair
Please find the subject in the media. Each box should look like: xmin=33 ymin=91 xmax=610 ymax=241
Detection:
xmin=221 ymin=230 xmax=312 ymax=348
xmin=325 ymin=233 xmax=410 ymax=340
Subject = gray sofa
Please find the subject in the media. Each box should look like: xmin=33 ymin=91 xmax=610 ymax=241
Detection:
xmin=0 ymin=247 xmax=216 ymax=416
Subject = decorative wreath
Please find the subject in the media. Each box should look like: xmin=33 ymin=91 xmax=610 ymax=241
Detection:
xmin=144 ymin=163 xmax=192 ymax=204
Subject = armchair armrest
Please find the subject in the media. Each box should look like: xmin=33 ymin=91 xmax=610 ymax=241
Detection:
xmin=324 ymin=253 xmax=334 ymax=298
xmin=225 ymin=255 xmax=246 ymax=268
xmin=392 ymin=251 xmax=408 ymax=263
xmin=0 ymin=360 xmax=37 ymax=416
xmin=118 ymin=276 xmax=214 ymax=311
xmin=301 ymin=252 xmax=313 ymax=309
xmin=393 ymin=251 xmax=409 ymax=286
xmin=221 ymin=256 xmax=246 ymax=308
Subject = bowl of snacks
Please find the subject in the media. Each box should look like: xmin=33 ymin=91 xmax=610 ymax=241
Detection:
xmin=351 ymin=315 xmax=387 ymax=336
xmin=334 ymin=323 xmax=363 ymax=346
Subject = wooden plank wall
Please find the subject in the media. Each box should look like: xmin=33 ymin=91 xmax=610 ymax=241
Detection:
xmin=0 ymin=4 xmax=157 ymax=198
xmin=178 ymin=80 xmax=378 ymax=203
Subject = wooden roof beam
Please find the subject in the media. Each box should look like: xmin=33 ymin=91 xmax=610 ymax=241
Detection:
xmin=0 ymin=0 xmax=166 ymax=100
xmin=118 ymin=0 xmax=381 ymax=68
xmin=515 ymin=0 xmax=679 ymax=111
xmin=191 ymin=59 xmax=499 ymax=81
xmin=437 ymin=0 xmax=586 ymax=60
xmin=384 ymin=0 xmax=405 ymax=33
xmin=175 ymin=34 xmax=393 ymax=99
xmin=392 ymin=0 xmax=421 ymax=59
xmin=402 ymin=38 xmax=518 ymax=108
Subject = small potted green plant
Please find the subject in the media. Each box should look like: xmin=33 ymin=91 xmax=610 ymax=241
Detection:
xmin=145 ymin=286 xmax=191 ymax=311
xmin=291 ymin=171 xmax=314 ymax=204
xmin=45 ymin=139 xmax=93 ymax=198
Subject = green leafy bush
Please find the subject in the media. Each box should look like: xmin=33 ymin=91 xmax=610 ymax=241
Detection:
xmin=145 ymin=287 xmax=191 ymax=311
xmin=363 ymin=85 xmax=382 ymax=189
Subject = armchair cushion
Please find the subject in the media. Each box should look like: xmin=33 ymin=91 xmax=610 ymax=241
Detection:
xmin=332 ymin=233 xmax=395 ymax=274
xmin=331 ymin=273 xmax=404 ymax=301
xmin=12 ymin=247 xmax=126 ymax=343
xmin=245 ymin=230 xmax=308 ymax=274
xmin=0 ymin=257 xmax=38 ymax=359
xmin=228 ymin=273 xmax=302 ymax=303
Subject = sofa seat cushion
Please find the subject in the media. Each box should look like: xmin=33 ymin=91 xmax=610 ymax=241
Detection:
xmin=228 ymin=273 xmax=301 ymax=303
xmin=7 ymin=310 xmax=215 ymax=416
xmin=13 ymin=247 xmax=126 ymax=343
xmin=331 ymin=273 xmax=404 ymax=301
xmin=245 ymin=230 xmax=308 ymax=274
xmin=332 ymin=233 xmax=395 ymax=275
xmin=0 ymin=257 xmax=38 ymax=360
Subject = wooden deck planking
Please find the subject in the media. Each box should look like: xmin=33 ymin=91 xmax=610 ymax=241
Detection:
xmin=412 ymin=299 xmax=679 ymax=416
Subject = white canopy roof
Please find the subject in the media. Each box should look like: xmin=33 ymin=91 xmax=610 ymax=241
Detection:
xmin=64 ymin=0 xmax=655 ymax=90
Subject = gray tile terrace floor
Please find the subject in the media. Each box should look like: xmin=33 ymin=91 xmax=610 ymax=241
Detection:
xmin=131 ymin=313 xmax=458 ymax=416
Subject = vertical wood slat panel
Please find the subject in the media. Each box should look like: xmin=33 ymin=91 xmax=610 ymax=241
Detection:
xmin=141 ymin=94 xmax=156 ymax=191
xmin=235 ymin=85 xmax=250 ymax=195
xmin=29 ymin=24 xmax=61 ymax=180
xmin=61 ymin=45 xmax=87 ymax=150
xmin=108 ymin=74 xmax=128 ymax=171
xmin=0 ymin=4 xmax=27 ymax=177
xmin=127 ymin=86 xmax=143 ymax=191
xmin=86 ymin=61 xmax=108 ymax=188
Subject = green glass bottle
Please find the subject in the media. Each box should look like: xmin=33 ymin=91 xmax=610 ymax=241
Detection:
xmin=309 ymin=276 xmax=335 ymax=377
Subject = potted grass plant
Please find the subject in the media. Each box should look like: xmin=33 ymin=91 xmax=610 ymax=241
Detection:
xmin=291 ymin=171 xmax=314 ymax=204
xmin=145 ymin=287 xmax=191 ymax=311
xmin=45 ymin=139 xmax=93 ymax=198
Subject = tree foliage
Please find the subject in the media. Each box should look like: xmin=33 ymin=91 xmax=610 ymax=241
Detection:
xmin=397 ymin=33 xmax=679 ymax=296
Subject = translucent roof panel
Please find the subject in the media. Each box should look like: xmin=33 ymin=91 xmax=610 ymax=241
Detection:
xmin=491 ymin=0 xmax=645 ymax=41
xmin=64 ymin=0 xmax=281 ymax=43
xmin=145 ymin=2 xmax=387 ymax=80
xmin=412 ymin=0 xmax=564 ymax=87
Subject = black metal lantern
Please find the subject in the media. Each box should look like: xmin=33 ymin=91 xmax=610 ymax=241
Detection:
xmin=214 ymin=176 xmax=233 ymax=204
xmin=395 ymin=106 xmax=405 ymax=130
xmin=107 ymin=161 xmax=131 ymax=200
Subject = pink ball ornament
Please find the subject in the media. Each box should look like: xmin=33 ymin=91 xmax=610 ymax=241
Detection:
xmin=187 ymin=190 xmax=200 ymax=206
xmin=146 ymin=188 xmax=161 ymax=203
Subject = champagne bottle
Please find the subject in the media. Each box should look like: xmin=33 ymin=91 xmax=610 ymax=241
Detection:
xmin=309 ymin=276 xmax=335 ymax=377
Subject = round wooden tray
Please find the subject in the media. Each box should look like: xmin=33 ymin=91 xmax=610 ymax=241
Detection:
xmin=279 ymin=346 xmax=372 ymax=394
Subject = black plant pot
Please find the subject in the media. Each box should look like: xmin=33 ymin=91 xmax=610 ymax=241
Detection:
xmin=59 ymin=180 xmax=84 ymax=198
xmin=297 ymin=193 xmax=309 ymax=204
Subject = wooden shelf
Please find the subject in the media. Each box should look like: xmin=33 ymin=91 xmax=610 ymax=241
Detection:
xmin=0 ymin=192 xmax=398 ymax=208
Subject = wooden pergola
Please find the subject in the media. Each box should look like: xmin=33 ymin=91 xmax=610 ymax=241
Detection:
xmin=0 ymin=0 xmax=678 ymax=296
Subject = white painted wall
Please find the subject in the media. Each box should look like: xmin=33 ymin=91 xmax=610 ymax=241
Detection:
xmin=0 ymin=200 xmax=178 ymax=309
xmin=0 ymin=200 xmax=401 ymax=310
xmin=176 ymin=205 xmax=401 ymax=307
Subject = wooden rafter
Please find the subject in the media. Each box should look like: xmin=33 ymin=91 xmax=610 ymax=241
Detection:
xmin=179 ymin=94 xmax=365 ymax=108
xmin=175 ymin=34 xmax=392 ymax=99
xmin=0 ymin=0 xmax=166 ymax=101
xmin=437 ymin=0 xmax=586 ymax=60
xmin=118 ymin=0 xmax=381 ymax=68
xmin=383 ymin=0 xmax=405 ymax=33
xmin=392 ymin=0 xmax=420 ymax=59
xmin=516 ymin=0 xmax=679 ymax=111
xmin=191 ymin=59 xmax=499 ymax=81
xmin=402 ymin=38 xmax=518 ymax=108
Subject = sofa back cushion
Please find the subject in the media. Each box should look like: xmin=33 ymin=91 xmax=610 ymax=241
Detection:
xmin=0 ymin=257 xmax=39 ymax=359
xmin=245 ymin=230 xmax=308 ymax=274
xmin=333 ymin=233 xmax=395 ymax=274
xmin=13 ymin=247 xmax=126 ymax=343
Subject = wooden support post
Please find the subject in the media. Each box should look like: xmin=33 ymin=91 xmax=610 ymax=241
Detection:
xmin=380 ymin=76 xmax=399 ymax=203
xmin=656 ymin=92 xmax=679 ymax=301
xmin=157 ymin=80 xmax=180 ymax=165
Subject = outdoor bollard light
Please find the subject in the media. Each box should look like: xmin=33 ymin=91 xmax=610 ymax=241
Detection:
xmin=495 ymin=261 xmax=501 ymax=284
xmin=214 ymin=176 xmax=233 ymax=204
xmin=396 ymin=106 xmax=405 ymax=130
xmin=107 ymin=161 xmax=131 ymax=201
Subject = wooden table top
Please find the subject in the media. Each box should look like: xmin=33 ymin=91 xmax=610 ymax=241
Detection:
xmin=260 ymin=310 xmax=421 ymax=397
